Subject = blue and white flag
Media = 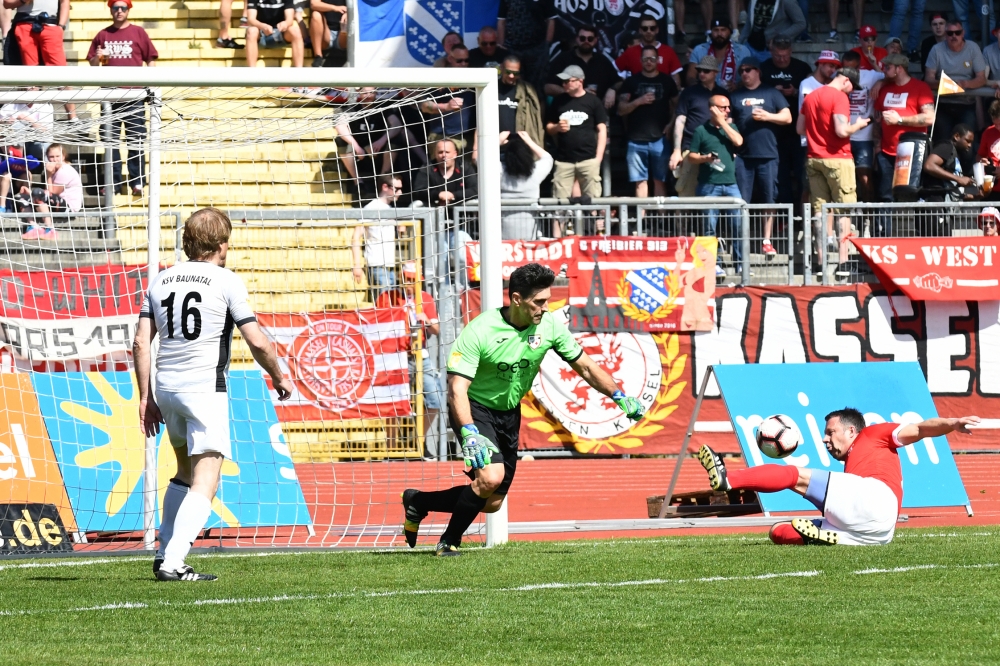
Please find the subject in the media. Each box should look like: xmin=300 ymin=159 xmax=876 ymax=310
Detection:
xmin=357 ymin=0 xmax=500 ymax=68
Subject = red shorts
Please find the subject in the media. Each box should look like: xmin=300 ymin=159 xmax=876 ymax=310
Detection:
xmin=13 ymin=23 xmax=67 ymax=66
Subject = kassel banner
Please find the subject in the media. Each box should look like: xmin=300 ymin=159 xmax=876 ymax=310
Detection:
xmin=520 ymin=284 xmax=1000 ymax=454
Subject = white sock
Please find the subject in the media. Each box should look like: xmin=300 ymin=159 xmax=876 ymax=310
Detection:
xmin=157 ymin=480 xmax=189 ymax=559
xmin=161 ymin=492 xmax=212 ymax=573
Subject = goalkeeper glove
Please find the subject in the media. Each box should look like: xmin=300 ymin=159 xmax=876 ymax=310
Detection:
xmin=612 ymin=390 xmax=645 ymax=421
xmin=460 ymin=424 xmax=498 ymax=470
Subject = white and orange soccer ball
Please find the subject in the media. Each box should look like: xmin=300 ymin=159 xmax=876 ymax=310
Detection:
xmin=755 ymin=414 xmax=803 ymax=459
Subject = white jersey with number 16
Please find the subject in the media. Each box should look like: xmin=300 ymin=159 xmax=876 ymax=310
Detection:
xmin=139 ymin=261 xmax=256 ymax=393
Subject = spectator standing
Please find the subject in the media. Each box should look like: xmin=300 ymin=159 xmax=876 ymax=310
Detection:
xmin=952 ymin=0 xmax=995 ymax=46
xmin=497 ymin=0 xmax=555 ymax=94
xmin=923 ymin=124 xmax=975 ymax=206
xmin=5 ymin=0 xmax=76 ymax=121
xmin=308 ymin=0 xmax=345 ymax=67
xmin=849 ymin=25 xmax=887 ymax=73
xmin=761 ymin=37 xmax=812 ymax=205
xmin=669 ymin=56 xmax=728 ymax=198
xmin=691 ymin=19 xmax=753 ymax=91
xmin=545 ymin=25 xmax=621 ymax=110
xmin=798 ymin=69 xmax=868 ymax=275
xmin=977 ymin=100 xmax=1000 ymax=168
xmin=545 ymin=65 xmax=608 ymax=207
xmin=737 ymin=0 xmax=806 ymax=62
xmin=921 ymin=13 xmax=948 ymax=73
xmin=798 ymin=50 xmax=840 ymax=153
xmin=675 ymin=0 xmax=715 ymax=44
xmin=688 ymin=93 xmax=743 ymax=275
xmin=413 ymin=138 xmax=478 ymax=209
xmin=825 ymin=0 xmax=864 ymax=44
xmin=469 ymin=27 xmax=509 ymax=69
xmin=244 ymin=0 xmax=304 ymax=68
xmin=18 ymin=143 xmax=81 ymax=240
xmin=873 ymin=53 xmax=935 ymax=210
xmin=618 ymin=45 xmax=679 ymax=198
xmin=840 ymin=50 xmax=883 ymax=203
xmin=497 ymin=55 xmax=543 ymax=146
xmin=615 ymin=14 xmax=682 ymax=87
xmin=500 ymin=131 xmax=553 ymax=238
xmin=353 ymin=174 xmax=403 ymax=297
xmin=432 ymin=31 xmax=463 ymax=67
xmin=888 ymin=0 xmax=927 ymax=62
xmin=216 ymin=0 xmax=243 ymax=49
xmin=925 ymin=20 xmax=986 ymax=142
xmin=420 ymin=51 xmax=478 ymax=161
xmin=729 ymin=56 xmax=791 ymax=255
xmin=87 ymin=0 xmax=157 ymax=197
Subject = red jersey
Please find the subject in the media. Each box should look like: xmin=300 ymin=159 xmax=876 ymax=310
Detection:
xmin=615 ymin=43 xmax=682 ymax=77
xmin=374 ymin=289 xmax=438 ymax=349
xmin=843 ymin=422 xmax=905 ymax=510
xmin=979 ymin=125 xmax=1000 ymax=166
xmin=875 ymin=77 xmax=934 ymax=156
xmin=849 ymin=46 xmax=888 ymax=71
xmin=802 ymin=85 xmax=852 ymax=159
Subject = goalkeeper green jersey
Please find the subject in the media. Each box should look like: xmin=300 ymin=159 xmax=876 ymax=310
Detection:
xmin=446 ymin=307 xmax=584 ymax=412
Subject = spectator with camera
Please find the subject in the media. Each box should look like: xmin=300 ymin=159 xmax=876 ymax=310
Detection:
xmin=244 ymin=0 xmax=305 ymax=68
xmin=500 ymin=130 xmax=553 ymax=239
xmin=618 ymin=45 xmax=678 ymax=198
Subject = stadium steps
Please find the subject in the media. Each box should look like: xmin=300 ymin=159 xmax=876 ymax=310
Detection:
xmin=279 ymin=421 xmax=422 ymax=461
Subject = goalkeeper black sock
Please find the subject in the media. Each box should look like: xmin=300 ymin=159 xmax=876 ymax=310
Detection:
xmin=413 ymin=485 xmax=466 ymax=514
xmin=440 ymin=486 xmax=488 ymax=547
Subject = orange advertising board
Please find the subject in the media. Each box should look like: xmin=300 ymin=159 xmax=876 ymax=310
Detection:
xmin=0 ymin=373 xmax=77 ymax=532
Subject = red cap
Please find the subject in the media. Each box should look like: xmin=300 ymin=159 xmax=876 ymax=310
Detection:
xmin=108 ymin=0 xmax=132 ymax=8
xmin=860 ymin=25 xmax=878 ymax=39
xmin=979 ymin=207 xmax=1000 ymax=225
xmin=816 ymin=50 xmax=841 ymax=65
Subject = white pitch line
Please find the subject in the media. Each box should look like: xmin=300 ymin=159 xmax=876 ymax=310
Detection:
xmin=854 ymin=563 xmax=999 ymax=575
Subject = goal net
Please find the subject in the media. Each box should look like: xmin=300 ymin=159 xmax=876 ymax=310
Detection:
xmin=0 ymin=67 xmax=501 ymax=554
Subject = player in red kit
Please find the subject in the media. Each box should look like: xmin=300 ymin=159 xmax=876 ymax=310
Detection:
xmin=699 ymin=407 xmax=979 ymax=545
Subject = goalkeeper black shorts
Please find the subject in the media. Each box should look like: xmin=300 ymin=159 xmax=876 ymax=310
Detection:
xmin=450 ymin=399 xmax=520 ymax=495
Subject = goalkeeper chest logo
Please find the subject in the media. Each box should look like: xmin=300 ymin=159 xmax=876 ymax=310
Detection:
xmin=289 ymin=319 xmax=375 ymax=412
xmin=405 ymin=0 xmax=465 ymax=66
xmin=530 ymin=329 xmax=660 ymax=439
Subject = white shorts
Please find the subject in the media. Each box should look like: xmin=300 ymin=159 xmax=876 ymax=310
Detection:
xmin=156 ymin=390 xmax=232 ymax=459
xmin=821 ymin=472 xmax=898 ymax=545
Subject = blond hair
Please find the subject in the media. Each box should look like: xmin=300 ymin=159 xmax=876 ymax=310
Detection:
xmin=182 ymin=207 xmax=232 ymax=260
xmin=689 ymin=236 xmax=718 ymax=268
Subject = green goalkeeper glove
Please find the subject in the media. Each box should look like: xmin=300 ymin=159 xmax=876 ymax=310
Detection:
xmin=612 ymin=390 xmax=645 ymax=421
xmin=460 ymin=424 xmax=498 ymax=469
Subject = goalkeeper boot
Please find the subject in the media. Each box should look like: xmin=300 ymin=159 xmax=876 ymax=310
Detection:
xmin=155 ymin=564 xmax=218 ymax=582
xmin=791 ymin=518 xmax=839 ymax=546
xmin=434 ymin=541 xmax=461 ymax=557
xmin=401 ymin=489 xmax=426 ymax=549
xmin=698 ymin=444 xmax=731 ymax=491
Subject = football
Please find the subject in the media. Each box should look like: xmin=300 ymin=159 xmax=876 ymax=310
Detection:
xmin=755 ymin=414 xmax=803 ymax=458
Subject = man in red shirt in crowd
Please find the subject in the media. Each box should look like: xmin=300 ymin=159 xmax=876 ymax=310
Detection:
xmin=798 ymin=67 xmax=868 ymax=278
xmin=849 ymin=25 xmax=887 ymax=72
xmin=873 ymin=53 xmax=935 ymax=220
xmin=615 ymin=14 xmax=682 ymax=88
xmin=978 ymin=100 xmax=1000 ymax=168
xmin=87 ymin=0 xmax=158 ymax=197
xmin=700 ymin=408 xmax=979 ymax=545
xmin=5 ymin=0 xmax=77 ymax=121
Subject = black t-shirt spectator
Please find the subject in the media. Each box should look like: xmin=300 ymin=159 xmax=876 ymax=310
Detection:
xmin=427 ymin=88 xmax=477 ymax=136
xmin=246 ymin=0 xmax=293 ymax=27
xmin=546 ymin=51 xmax=622 ymax=99
xmin=921 ymin=36 xmax=942 ymax=73
xmin=675 ymin=84 xmax=729 ymax=151
xmin=545 ymin=92 xmax=608 ymax=163
xmin=346 ymin=108 xmax=389 ymax=151
xmin=469 ymin=45 xmax=510 ymax=69
xmin=728 ymin=85 xmax=788 ymax=159
xmin=620 ymin=73 xmax=678 ymax=143
xmin=498 ymin=82 xmax=518 ymax=134
xmin=760 ymin=57 xmax=811 ymax=120
xmin=921 ymin=140 xmax=962 ymax=200
xmin=499 ymin=0 xmax=555 ymax=50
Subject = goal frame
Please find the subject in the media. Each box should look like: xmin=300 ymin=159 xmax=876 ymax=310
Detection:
xmin=0 ymin=66 xmax=506 ymax=547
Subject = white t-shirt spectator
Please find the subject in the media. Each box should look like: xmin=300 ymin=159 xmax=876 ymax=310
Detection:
xmin=848 ymin=69 xmax=884 ymax=142
xmin=52 ymin=163 xmax=82 ymax=212
xmin=361 ymin=198 xmax=396 ymax=268
xmin=797 ymin=76 xmax=824 ymax=146
xmin=500 ymin=150 xmax=553 ymax=199
xmin=0 ymin=103 xmax=54 ymax=142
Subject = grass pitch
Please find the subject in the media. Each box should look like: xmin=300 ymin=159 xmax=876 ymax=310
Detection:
xmin=3 ymin=527 xmax=999 ymax=665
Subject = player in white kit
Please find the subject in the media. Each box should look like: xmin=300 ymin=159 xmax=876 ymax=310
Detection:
xmin=134 ymin=208 xmax=293 ymax=581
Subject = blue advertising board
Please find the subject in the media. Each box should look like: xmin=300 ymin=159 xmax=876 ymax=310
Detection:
xmin=31 ymin=370 xmax=312 ymax=533
xmin=713 ymin=362 xmax=971 ymax=513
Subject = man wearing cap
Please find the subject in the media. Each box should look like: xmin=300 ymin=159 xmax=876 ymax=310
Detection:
xmin=840 ymin=50 xmax=883 ymax=203
xmin=798 ymin=68 xmax=869 ymax=278
xmin=618 ymin=44 xmax=679 ymax=198
xmin=737 ymin=0 xmax=805 ymax=63
xmin=87 ymin=0 xmax=157 ymax=198
xmin=729 ymin=56 xmax=790 ymax=255
xmin=615 ymin=14 xmax=682 ymax=87
xmin=925 ymin=19 xmax=986 ymax=143
xmin=761 ymin=36 xmax=812 ymax=205
xmin=849 ymin=26 xmax=888 ymax=73
xmin=873 ymin=52 xmax=935 ymax=212
xmin=979 ymin=207 xmax=1000 ymax=236
xmin=670 ymin=56 xmax=729 ymax=198
xmin=544 ymin=24 xmax=621 ymax=110
xmin=545 ymin=64 xmax=608 ymax=217
xmin=888 ymin=0 xmax=926 ymax=63
xmin=690 ymin=19 xmax=753 ymax=91
xmin=884 ymin=37 xmax=904 ymax=57
xmin=797 ymin=50 xmax=841 ymax=157
xmin=921 ymin=13 xmax=948 ymax=74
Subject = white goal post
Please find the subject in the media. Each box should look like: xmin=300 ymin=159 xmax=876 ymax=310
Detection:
xmin=0 ymin=66 xmax=505 ymax=550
